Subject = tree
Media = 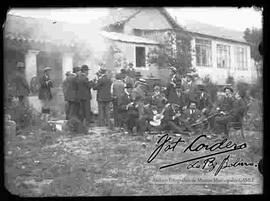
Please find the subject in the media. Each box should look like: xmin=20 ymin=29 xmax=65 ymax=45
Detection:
xmin=147 ymin=30 xmax=195 ymax=78
xmin=243 ymin=27 xmax=263 ymax=77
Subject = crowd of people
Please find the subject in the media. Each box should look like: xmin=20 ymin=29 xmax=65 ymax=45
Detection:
xmin=8 ymin=61 xmax=249 ymax=138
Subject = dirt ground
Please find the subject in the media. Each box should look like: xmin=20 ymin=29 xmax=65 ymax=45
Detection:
xmin=4 ymin=122 xmax=263 ymax=196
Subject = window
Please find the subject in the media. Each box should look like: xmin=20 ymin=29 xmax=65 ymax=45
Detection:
xmin=235 ymin=47 xmax=248 ymax=70
xmin=217 ymin=44 xmax=231 ymax=68
xmin=135 ymin=46 xmax=146 ymax=67
xmin=195 ymin=38 xmax=212 ymax=67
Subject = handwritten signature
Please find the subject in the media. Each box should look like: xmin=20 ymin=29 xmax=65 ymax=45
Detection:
xmin=147 ymin=134 xmax=255 ymax=176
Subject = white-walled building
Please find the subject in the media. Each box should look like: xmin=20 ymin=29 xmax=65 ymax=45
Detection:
xmin=99 ymin=8 xmax=258 ymax=84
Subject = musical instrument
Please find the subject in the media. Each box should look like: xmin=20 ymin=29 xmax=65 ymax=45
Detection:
xmin=149 ymin=103 xmax=171 ymax=127
xmin=189 ymin=111 xmax=222 ymax=127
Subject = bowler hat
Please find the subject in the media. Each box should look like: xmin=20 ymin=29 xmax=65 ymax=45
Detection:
xmin=43 ymin=67 xmax=52 ymax=71
xmin=16 ymin=62 xmax=25 ymax=68
xmin=128 ymin=62 xmax=134 ymax=66
xmin=65 ymin=71 xmax=71 ymax=76
xmin=125 ymin=83 xmax=133 ymax=88
xmin=81 ymin=65 xmax=89 ymax=71
xmin=223 ymin=85 xmax=234 ymax=93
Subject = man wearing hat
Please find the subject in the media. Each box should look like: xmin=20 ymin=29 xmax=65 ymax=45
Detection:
xmin=38 ymin=66 xmax=53 ymax=120
xmin=112 ymin=73 xmax=125 ymax=128
xmin=160 ymin=102 xmax=190 ymax=136
xmin=65 ymin=67 xmax=81 ymax=120
xmin=77 ymin=65 xmax=94 ymax=128
xmin=217 ymin=86 xmax=234 ymax=113
xmin=11 ymin=62 xmax=31 ymax=105
xmin=214 ymin=89 xmax=247 ymax=137
xmin=151 ymin=83 xmax=167 ymax=113
xmin=127 ymin=62 xmax=136 ymax=78
xmin=165 ymin=82 xmax=189 ymax=110
xmin=118 ymin=83 xmax=139 ymax=134
xmin=180 ymin=100 xmax=205 ymax=134
xmin=93 ymin=67 xmax=112 ymax=127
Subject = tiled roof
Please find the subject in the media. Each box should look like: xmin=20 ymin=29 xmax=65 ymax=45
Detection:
xmin=101 ymin=8 xmax=183 ymax=30
xmin=4 ymin=14 xmax=82 ymax=47
xmin=100 ymin=31 xmax=160 ymax=45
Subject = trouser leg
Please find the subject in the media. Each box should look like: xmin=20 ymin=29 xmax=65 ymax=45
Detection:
xmin=104 ymin=102 xmax=110 ymax=127
xmin=98 ymin=102 xmax=105 ymax=126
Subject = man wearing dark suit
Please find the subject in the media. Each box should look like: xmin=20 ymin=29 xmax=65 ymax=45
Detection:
xmin=93 ymin=68 xmax=112 ymax=127
xmin=217 ymin=86 xmax=234 ymax=112
xmin=136 ymin=97 xmax=155 ymax=135
xmin=191 ymin=83 xmax=213 ymax=129
xmin=112 ymin=73 xmax=125 ymax=128
xmin=151 ymin=84 xmax=167 ymax=113
xmin=118 ymin=83 xmax=139 ymax=134
xmin=160 ymin=103 xmax=189 ymax=136
xmin=38 ymin=67 xmax=53 ymax=120
xmin=214 ymin=90 xmax=247 ymax=137
xmin=180 ymin=101 xmax=205 ymax=134
xmin=165 ymin=83 xmax=189 ymax=110
xmin=77 ymin=65 xmax=94 ymax=126
xmin=11 ymin=62 xmax=30 ymax=105
xmin=65 ymin=67 xmax=80 ymax=120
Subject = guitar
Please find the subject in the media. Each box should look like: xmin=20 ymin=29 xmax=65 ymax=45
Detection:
xmin=189 ymin=111 xmax=221 ymax=127
xmin=149 ymin=104 xmax=171 ymax=127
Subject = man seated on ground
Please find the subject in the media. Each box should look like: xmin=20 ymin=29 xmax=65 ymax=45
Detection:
xmin=193 ymin=82 xmax=213 ymax=130
xmin=165 ymin=82 xmax=189 ymax=110
xmin=118 ymin=83 xmax=139 ymax=135
xmin=136 ymin=97 xmax=156 ymax=135
xmin=213 ymin=90 xmax=247 ymax=138
xmin=179 ymin=101 xmax=205 ymax=135
xmin=159 ymin=103 xmax=190 ymax=136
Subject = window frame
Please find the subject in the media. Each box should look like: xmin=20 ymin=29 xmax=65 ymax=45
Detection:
xmin=195 ymin=38 xmax=212 ymax=67
xmin=216 ymin=43 xmax=231 ymax=69
xmin=134 ymin=45 xmax=147 ymax=68
xmin=235 ymin=46 xmax=248 ymax=71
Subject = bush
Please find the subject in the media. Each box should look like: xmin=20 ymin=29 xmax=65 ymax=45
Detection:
xmin=5 ymin=100 xmax=42 ymax=130
xmin=236 ymin=81 xmax=250 ymax=99
xmin=249 ymin=78 xmax=262 ymax=100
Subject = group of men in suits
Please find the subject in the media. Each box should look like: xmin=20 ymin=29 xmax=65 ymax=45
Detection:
xmin=9 ymin=61 xmax=248 ymax=137
xmin=63 ymin=64 xmax=112 ymax=129
xmin=112 ymin=66 xmax=248 ymax=138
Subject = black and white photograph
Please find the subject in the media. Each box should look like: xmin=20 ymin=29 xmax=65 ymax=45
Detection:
xmin=3 ymin=7 xmax=263 ymax=196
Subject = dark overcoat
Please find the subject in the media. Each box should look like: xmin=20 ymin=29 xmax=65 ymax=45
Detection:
xmin=93 ymin=75 xmax=112 ymax=102
xmin=12 ymin=72 xmax=30 ymax=97
xmin=38 ymin=74 xmax=53 ymax=100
